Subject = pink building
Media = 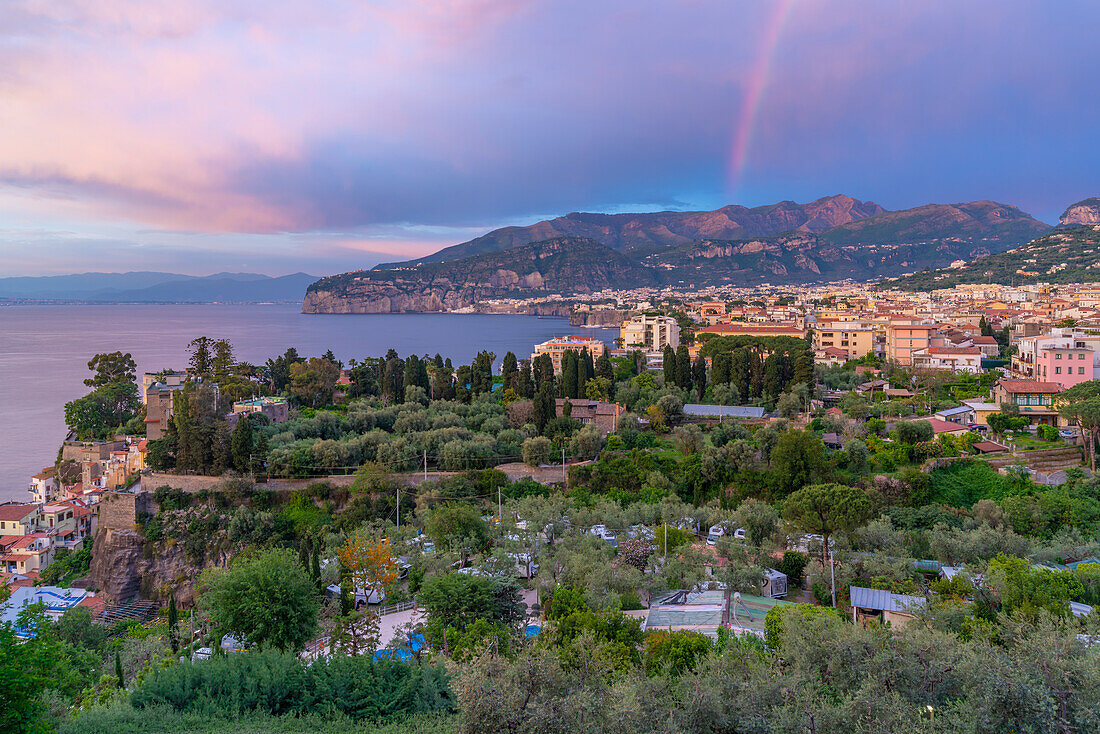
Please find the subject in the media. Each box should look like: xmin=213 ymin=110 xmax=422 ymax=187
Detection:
xmin=1035 ymin=347 xmax=1095 ymax=388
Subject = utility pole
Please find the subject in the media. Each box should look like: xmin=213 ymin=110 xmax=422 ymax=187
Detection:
xmin=829 ymin=543 xmax=836 ymax=607
xmin=396 ymin=484 xmax=400 ymax=533
xmin=562 ymin=447 xmax=566 ymax=483
xmin=423 ymin=450 xmax=428 ymax=483
xmin=498 ymin=487 xmax=502 ymax=523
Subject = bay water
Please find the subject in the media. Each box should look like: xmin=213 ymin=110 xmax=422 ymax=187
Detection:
xmin=0 ymin=304 xmax=616 ymax=501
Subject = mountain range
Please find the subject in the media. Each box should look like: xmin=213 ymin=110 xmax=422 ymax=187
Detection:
xmin=0 ymin=271 xmax=319 ymax=303
xmin=305 ymin=195 xmax=1054 ymax=312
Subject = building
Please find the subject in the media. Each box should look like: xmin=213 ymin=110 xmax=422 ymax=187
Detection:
xmin=813 ymin=323 xmax=877 ymax=361
xmin=144 ymin=384 xmax=177 ymax=440
xmin=849 ymin=586 xmax=926 ymax=627
xmin=682 ymin=404 xmax=767 ymax=420
xmin=0 ymin=586 xmax=96 ymax=637
xmin=1034 ymin=347 xmax=1096 ymax=388
xmin=141 ymin=370 xmax=187 ymax=404
xmin=555 ymin=399 xmax=624 ymax=433
xmin=911 ymin=346 xmax=983 ymax=373
xmin=531 ymin=336 xmax=608 ymax=374
xmin=620 ymin=314 xmax=681 ymax=352
xmin=1011 ymin=328 xmax=1100 ymax=382
xmin=991 ymin=380 xmax=1063 ymax=427
xmin=232 ymin=396 xmax=290 ymax=424
xmin=0 ymin=534 xmax=54 ymax=575
xmin=29 ymin=468 xmax=58 ymax=504
xmin=695 ymin=322 xmax=805 ymax=340
xmin=886 ymin=324 xmax=939 ymax=365
xmin=0 ymin=504 xmax=40 ymax=535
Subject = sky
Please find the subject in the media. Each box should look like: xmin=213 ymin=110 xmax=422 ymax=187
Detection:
xmin=2 ymin=0 xmax=1099 ymax=276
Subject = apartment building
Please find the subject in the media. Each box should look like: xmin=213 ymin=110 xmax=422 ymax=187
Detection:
xmin=232 ymin=396 xmax=291 ymax=424
xmin=620 ymin=314 xmax=681 ymax=352
xmin=0 ymin=504 xmax=41 ymax=535
xmin=813 ymin=323 xmax=878 ymax=360
xmin=1011 ymin=328 xmax=1100 ymax=385
xmin=531 ymin=336 xmax=608 ymax=374
xmin=886 ymin=324 xmax=940 ymax=365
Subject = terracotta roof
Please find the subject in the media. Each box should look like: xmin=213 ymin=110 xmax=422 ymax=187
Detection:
xmin=972 ymin=441 xmax=1009 ymax=453
xmin=971 ymin=336 xmax=998 ymax=345
xmin=0 ymin=504 xmax=37 ymax=521
xmin=998 ymin=380 xmax=1063 ymax=394
xmin=924 ymin=347 xmax=981 ymax=355
xmin=925 ymin=418 xmax=971 ymax=434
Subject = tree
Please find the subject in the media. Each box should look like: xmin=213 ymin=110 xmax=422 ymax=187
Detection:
xmin=619 ymin=537 xmax=653 ymax=572
xmin=64 ymin=381 xmax=141 ymax=439
xmin=595 ymin=352 xmax=614 ymax=383
xmin=775 ymin=389 xmax=803 ymax=420
xmin=769 ymin=430 xmax=828 ymax=497
xmin=426 ymin=503 xmax=489 ymax=560
xmin=533 ymin=379 xmax=556 ymax=434
xmin=561 ymin=350 xmax=579 ymax=399
xmin=331 ymin=608 xmax=381 ymax=656
xmin=502 ymin=351 xmax=518 ymax=392
xmin=265 ymin=347 xmax=303 ymax=393
xmin=168 ymin=592 xmax=179 ymax=654
xmin=115 ymin=651 xmax=125 ymax=686
xmin=896 ymin=419 xmax=934 ymax=445
xmin=84 ymin=351 xmax=137 ymax=387
xmin=784 ymin=483 xmax=873 ymax=568
xmin=691 ymin=355 xmax=707 ymax=401
xmin=523 ymin=436 xmax=556 ymax=467
xmin=675 ymin=345 xmax=692 ymax=391
xmin=663 ymin=345 xmax=677 ymax=386
xmin=212 ymin=339 xmax=236 ymax=380
xmin=1057 ymin=381 xmax=1100 ymax=471
xmin=230 ymin=414 xmax=254 ymax=473
xmin=198 ymin=548 xmax=319 ymax=652
xmin=419 ymin=572 xmax=525 ymax=633
xmin=289 ymin=357 xmax=341 ymax=407
xmin=733 ymin=498 xmax=779 ymax=551
xmin=187 ymin=336 xmax=215 ymax=375
xmin=337 ymin=531 xmax=398 ymax=602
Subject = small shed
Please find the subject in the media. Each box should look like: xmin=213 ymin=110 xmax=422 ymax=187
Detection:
xmin=849 ymin=586 xmax=926 ymax=627
xmin=971 ymin=441 xmax=1009 ymax=454
xmin=761 ymin=568 xmax=788 ymax=599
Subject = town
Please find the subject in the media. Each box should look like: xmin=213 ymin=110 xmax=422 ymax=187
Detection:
xmin=3 ymin=280 xmax=1099 ymax=732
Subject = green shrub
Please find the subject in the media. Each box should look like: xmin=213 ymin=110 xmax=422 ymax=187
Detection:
xmin=130 ymin=650 xmax=454 ymax=721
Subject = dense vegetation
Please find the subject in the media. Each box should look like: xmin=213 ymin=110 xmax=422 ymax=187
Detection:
xmin=884 ymin=225 xmax=1100 ymax=290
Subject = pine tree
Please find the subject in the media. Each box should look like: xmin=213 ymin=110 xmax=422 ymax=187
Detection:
xmin=168 ymin=592 xmax=179 ymax=654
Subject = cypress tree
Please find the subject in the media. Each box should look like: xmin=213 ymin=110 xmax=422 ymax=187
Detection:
xmin=311 ymin=538 xmax=322 ymax=590
xmin=339 ymin=562 xmax=353 ymax=616
xmin=692 ymin=355 xmax=707 ymax=402
xmin=562 ymin=350 xmax=578 ymax=399
xmin=516 ymin=359 xmax=533 ymax=398
xmin=595 ymin=352 xmax=613 ymax=382
xmin=676 ymin=345 xmax=692 ymax=391
xmin=663 ymin=345 xmax=676 ymax=386
xmin=502 ymin=352 xmax=518 ymax=392
xmin=115 ymin=652 xmax=124 ymax=686
xmin=230 ymin=414 xmax=253 ymax=474
xmin=168 ymin=591 xmax=179 ymax=654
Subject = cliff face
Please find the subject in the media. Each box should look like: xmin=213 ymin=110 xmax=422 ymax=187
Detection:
xmin=1060 ymin=198 xmax=1100 ymax=226
xmin=89 ymin=526 xmax=229 ymax=606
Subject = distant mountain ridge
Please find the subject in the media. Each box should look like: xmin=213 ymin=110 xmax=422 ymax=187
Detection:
xmin=374 ymin=195 xmax=886 ymax=269
xmin=0 ymin=271 xmax=319 ymax=303
xmin=304 ymin=237 xmax=656 ymax=313
xmin=1059 ymin=198 xmax=1100 ymax=227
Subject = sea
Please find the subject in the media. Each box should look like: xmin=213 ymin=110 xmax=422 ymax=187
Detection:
xmin=0 ymin=304 xmax=618 ymax=501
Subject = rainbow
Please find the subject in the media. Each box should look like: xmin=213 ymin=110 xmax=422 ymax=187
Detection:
xmin=728 ymin=0 xmax=796 ymax=195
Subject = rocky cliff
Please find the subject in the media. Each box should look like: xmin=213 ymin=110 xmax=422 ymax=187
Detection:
xmin=1059 ymin=198 xmax=1100 ymax=226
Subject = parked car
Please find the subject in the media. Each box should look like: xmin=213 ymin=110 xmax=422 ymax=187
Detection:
xmin=1060 ymin=429 xmax=1078 ymax=439
xmin=706 ymin=525 xmax=725 ymax=545
xmin=325 ymin=583 xmax=384 ymax=608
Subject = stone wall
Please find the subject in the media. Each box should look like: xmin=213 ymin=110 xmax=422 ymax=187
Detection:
xmin=145 ymin=472 xmax=357 ymax=494
xmin=97 ymin=491 xmax=150 ymax=530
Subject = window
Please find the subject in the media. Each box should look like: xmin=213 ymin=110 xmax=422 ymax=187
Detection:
xmin=1080 ymin=367 xmax=1086 ymax=374
xmin=1056 ymin=353 xmax=1062 ymax=359
xmin=1055 ymin=367 xmax=1061 ymax=375
xmin=1080 ymin=353 xmax=1087 ymax=360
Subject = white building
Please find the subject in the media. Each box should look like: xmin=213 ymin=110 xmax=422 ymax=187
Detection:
xmin=620 ymin=314 xmax=681 ymax=352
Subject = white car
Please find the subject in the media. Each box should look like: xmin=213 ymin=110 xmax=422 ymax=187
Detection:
xmin=325 ymin=583 xmax=384 ymax=608
xmin=707 ymin=525 xmax=725 ymax=545
xmin=733 ymin=528 xmax=746 ymax=540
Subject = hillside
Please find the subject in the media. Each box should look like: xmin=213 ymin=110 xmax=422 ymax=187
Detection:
xmin=882 ymin=225 xmax=1100 ymax=290
xmin=818 ymin=200 xmax=1048 ymax=248
xmin=0 ymin=271 xmax=318 ymax=303
xmin=302 ymin=237 xmax=657 ymax=313
xmin=1059 ymin=198 xmax=1100 ymax=227
xmin=374 ymin=195 xmax=885 ymax=268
